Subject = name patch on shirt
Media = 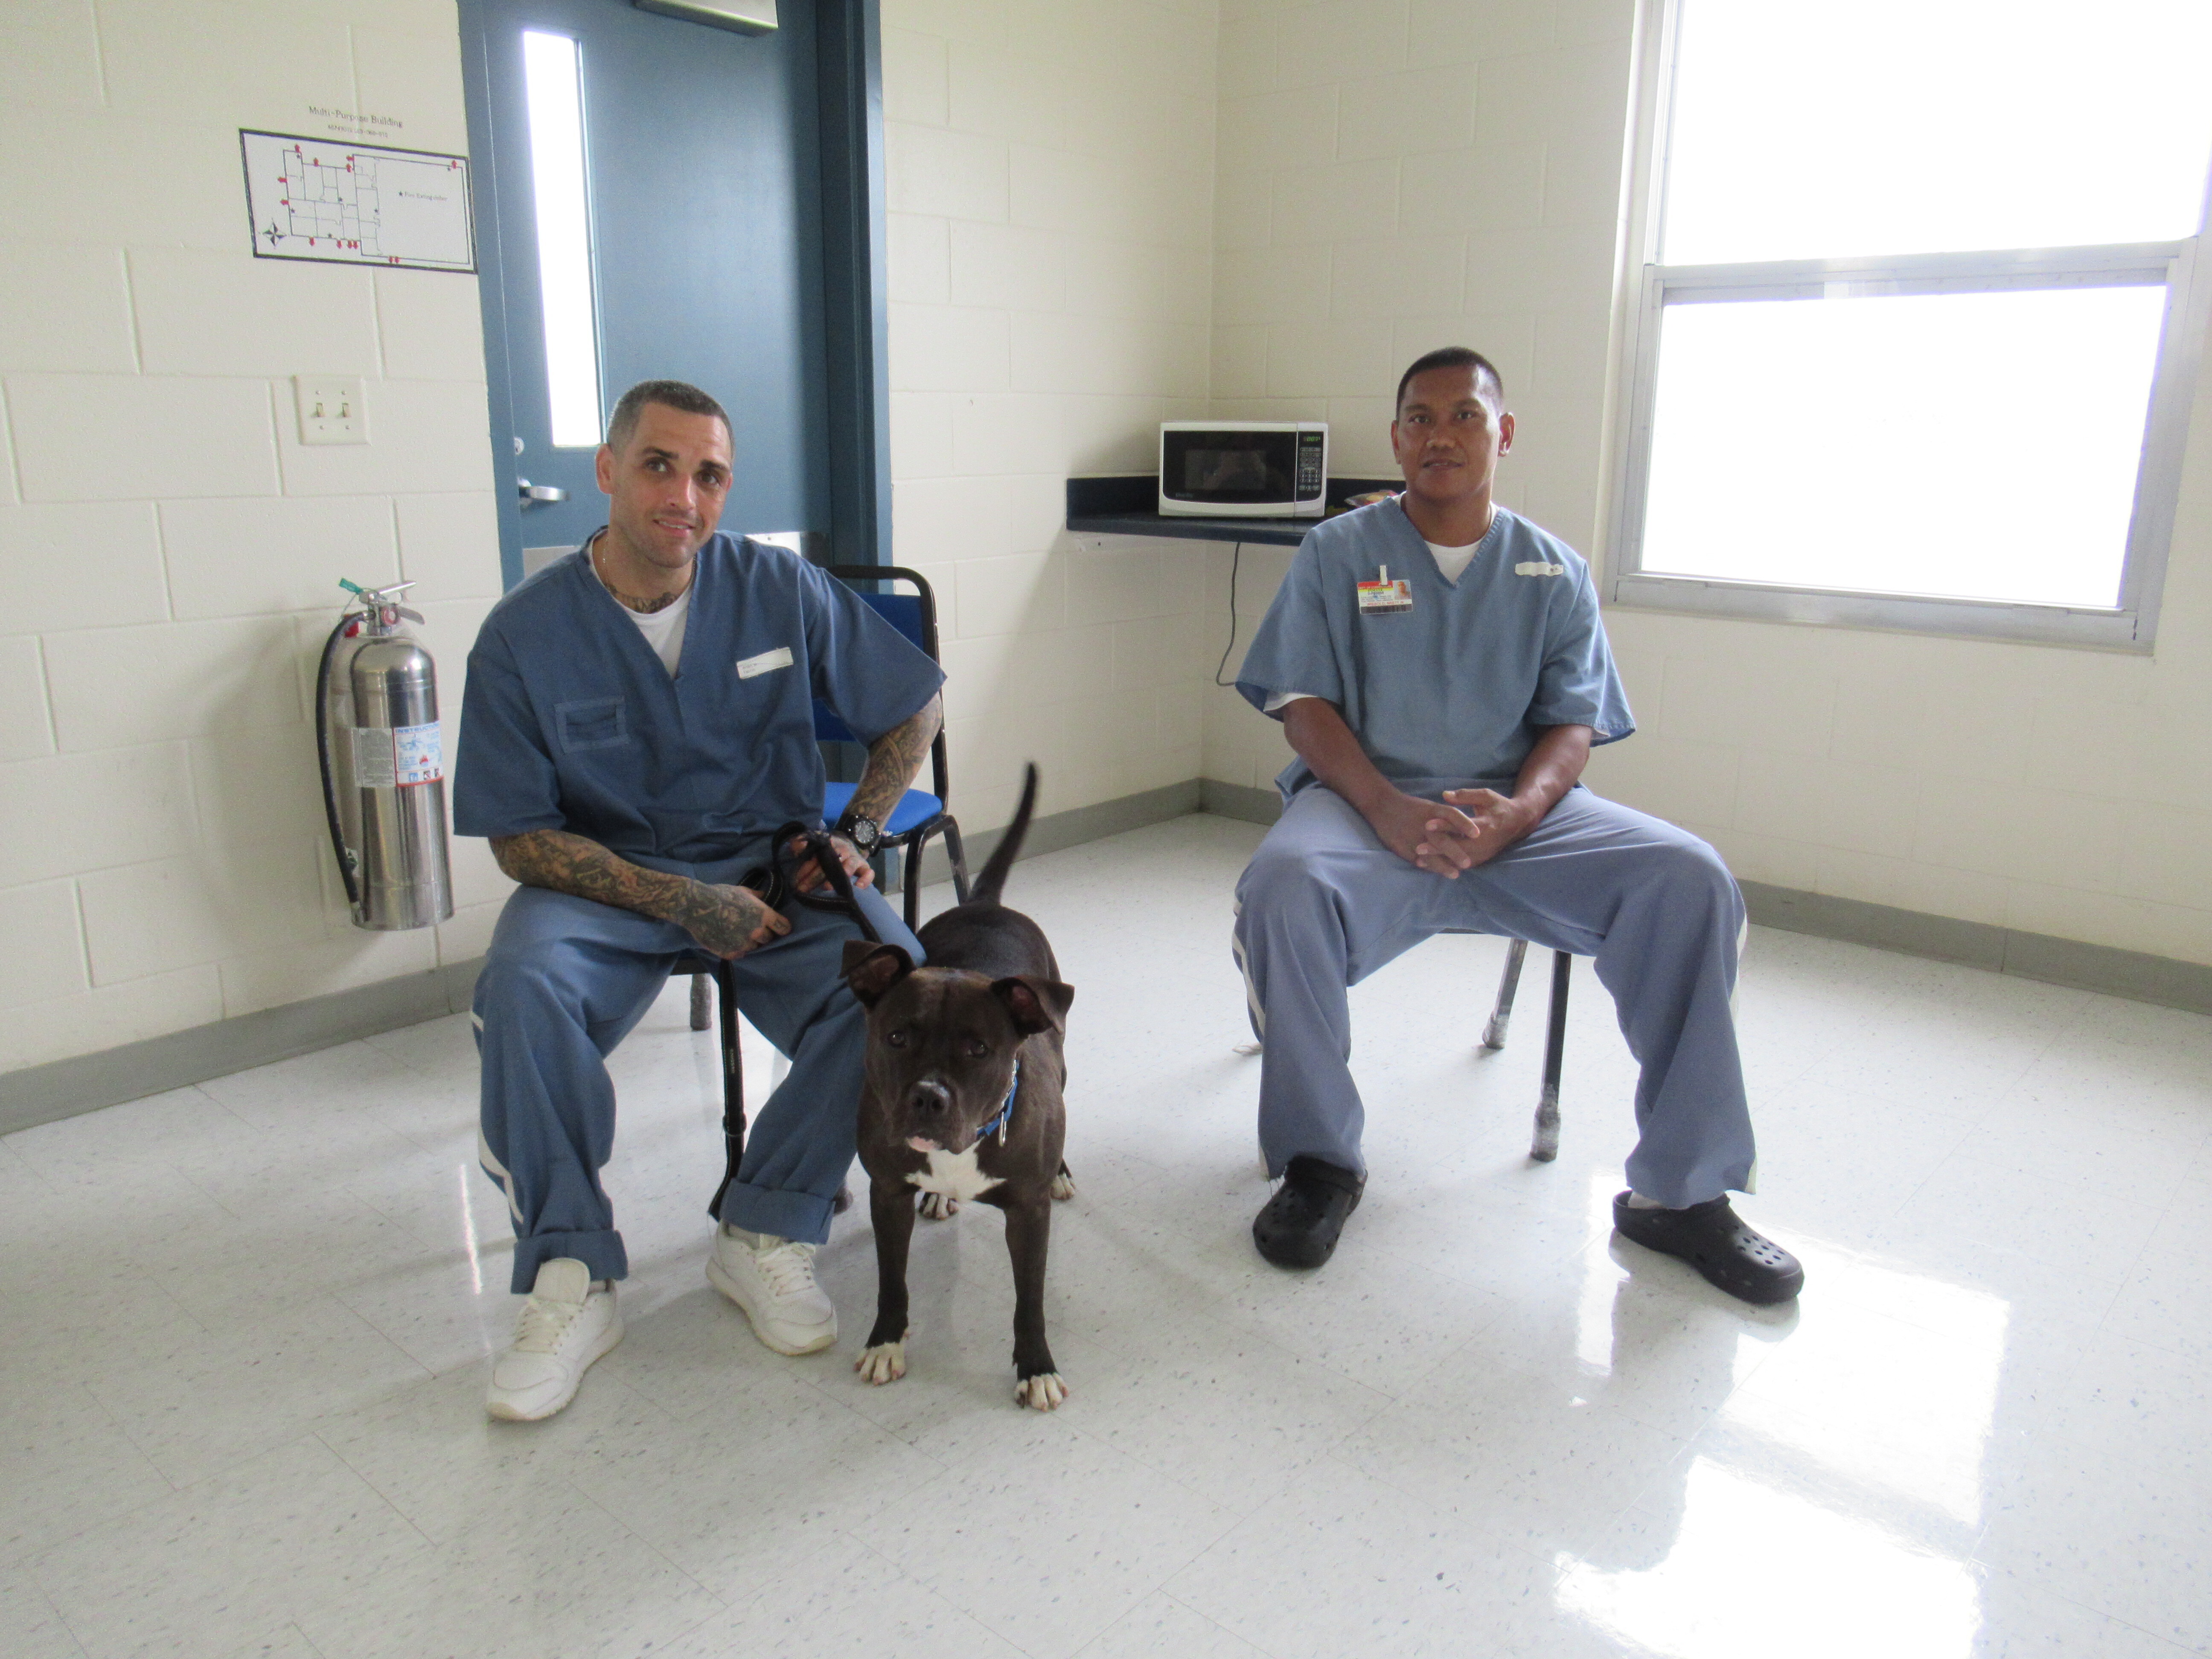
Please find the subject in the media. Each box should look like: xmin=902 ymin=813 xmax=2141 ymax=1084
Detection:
xmin=1356 ymin=565 xmax=1413 ymax=614
xmin=1513 ymin=561 xmax=1566 ymax=577
xmin=735 ymin=646 xmax=794 ymax=679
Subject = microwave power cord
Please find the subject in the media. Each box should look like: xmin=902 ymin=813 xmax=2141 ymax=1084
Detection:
xmin=1213 ymin=540 xmax=1246 ymax=688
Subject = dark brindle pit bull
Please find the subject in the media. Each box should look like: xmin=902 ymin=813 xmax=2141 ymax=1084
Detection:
xmin=842 ymin=764 xmax=1077 ymax=1409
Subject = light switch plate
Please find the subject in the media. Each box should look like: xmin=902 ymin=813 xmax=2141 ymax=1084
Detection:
xmin=294 ymin=375 xmax=368 ymax=445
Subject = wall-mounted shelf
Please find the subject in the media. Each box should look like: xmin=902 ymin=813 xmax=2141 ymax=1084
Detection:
xmin=1065 ymin=474 xmax=1399 ymax=547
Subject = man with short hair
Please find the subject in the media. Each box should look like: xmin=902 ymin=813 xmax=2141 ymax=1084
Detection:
xmin=1230 ymin=347 xmax=1802 ymax=1304
xmin=456 ymin=378 xmax=945 ymax=1419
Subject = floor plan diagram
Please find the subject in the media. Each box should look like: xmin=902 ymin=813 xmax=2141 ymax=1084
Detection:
xmin=239 ymin=130 xmax=475 ymax=272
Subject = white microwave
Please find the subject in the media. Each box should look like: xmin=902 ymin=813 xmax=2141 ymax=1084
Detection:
xmin=1158 ymin=422 xmax=1328 ymax=518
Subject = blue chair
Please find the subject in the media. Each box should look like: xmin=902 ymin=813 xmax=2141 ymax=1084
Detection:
xmin=814 ymin=564 xmax=971 ymax=931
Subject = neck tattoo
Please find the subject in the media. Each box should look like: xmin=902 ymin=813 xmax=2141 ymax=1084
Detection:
xmin=591 ymin=534 xmax=690 ymax=614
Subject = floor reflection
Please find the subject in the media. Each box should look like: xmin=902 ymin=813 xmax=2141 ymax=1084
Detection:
xmin=1559 ymin=1458 xmax=1982 ymax=1659
xmin=1558 ymin=1183 xmax=2016 ymax=1658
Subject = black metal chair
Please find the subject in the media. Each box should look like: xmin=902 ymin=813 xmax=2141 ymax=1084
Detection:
xmin=1239 ymin=934 xmax=1577 ymax=1163
xmin=1481 ymin=938 xmax=1575 ymax=1162
xmin=676 ymin=564 xmax=969 ymax=1212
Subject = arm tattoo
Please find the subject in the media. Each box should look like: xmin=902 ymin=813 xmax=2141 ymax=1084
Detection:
xmin=489 ymin=829 xmax=775 ymax=958
xmin=844 ymin=694 xmax=944 ymax=827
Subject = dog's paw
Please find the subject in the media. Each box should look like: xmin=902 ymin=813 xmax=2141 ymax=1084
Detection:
xmin=1050 ymin=1166 xmax=1076 ymax=1202
xmin=917 ymin=1190 xmax=960 ymax=1221
xmin=1014 ymin=1371 xmax=1068 ymax=1411
xmin=855 ymin=1338 xmax=908 ymax=1385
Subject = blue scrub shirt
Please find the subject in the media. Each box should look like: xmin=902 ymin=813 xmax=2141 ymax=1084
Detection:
xmin=454 ymin=534 xmax=945 ymax=871
xmin=1235 ymin=500 xmax=1634 ymax=801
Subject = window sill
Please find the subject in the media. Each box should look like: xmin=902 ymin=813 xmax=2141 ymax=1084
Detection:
xmin=1607 ymin=572 xmax=2151 ymax=652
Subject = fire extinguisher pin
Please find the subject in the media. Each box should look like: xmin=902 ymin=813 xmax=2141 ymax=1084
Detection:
xmin=338 ymin=577 xmax=423 ymax=624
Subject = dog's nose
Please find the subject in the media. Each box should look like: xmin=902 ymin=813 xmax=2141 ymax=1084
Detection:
xmin=908 ymin=1079 xmax=951 ymax=1115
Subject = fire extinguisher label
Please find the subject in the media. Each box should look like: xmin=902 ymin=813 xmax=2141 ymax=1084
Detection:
xmin=352 ymin=725 xmax=442 ymax=788
xmin=352 ymin=728 xmax=396 ymax=789
xmin=393 ymin=722 xmax=443 ymax=785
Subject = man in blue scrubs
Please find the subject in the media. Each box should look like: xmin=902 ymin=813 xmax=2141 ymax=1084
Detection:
xmin=456 ymin=380 xmax=946 ymax=1419
xmin=1231 ymin=347 xmax=1802 ymax=1304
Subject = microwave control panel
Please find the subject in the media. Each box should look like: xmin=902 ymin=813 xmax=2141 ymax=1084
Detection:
xmin=1295 ymin=430 xmax=1325 ymax=500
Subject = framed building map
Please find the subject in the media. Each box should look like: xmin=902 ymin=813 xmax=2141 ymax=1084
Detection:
xmin=239 ymin=130 xmax=476 ymax=273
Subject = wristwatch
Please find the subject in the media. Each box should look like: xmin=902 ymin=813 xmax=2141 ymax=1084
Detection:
xmin=836 ymin=812 xmax=882 ymax=857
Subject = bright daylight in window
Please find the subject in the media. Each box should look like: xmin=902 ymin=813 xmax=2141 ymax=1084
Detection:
xmin=1617 ymin=0 xmax=2212 ymax=644
xmin=522 ymin=30 xmax=604 ymax=448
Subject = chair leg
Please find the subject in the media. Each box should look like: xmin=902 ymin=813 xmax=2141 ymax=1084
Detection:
xmin=706 ymin=961 xmax=748 ymax=1221
xmin=1482 ymin=938 xmax=1529 ymax=1050
xmin=902 ymin=829 xmax=930 ymax=935
xmin=688 ymin=971 xmax=712 ymax=1031
xmin=943 ymin=817 xmax=972 ymax=905
xmin=1530 ymin=951 xmax=1571 ymax=1163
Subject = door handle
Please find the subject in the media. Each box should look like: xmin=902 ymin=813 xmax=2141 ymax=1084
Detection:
xmin=518 ymin=479 xmax=568 ymax=504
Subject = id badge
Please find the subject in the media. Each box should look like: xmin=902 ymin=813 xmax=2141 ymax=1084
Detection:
xmin=1356 ymin=564 xmax=1412 ymax=615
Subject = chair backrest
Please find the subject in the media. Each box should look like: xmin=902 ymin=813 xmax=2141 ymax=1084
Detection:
xmin=812 ymin=565 xmax=941 ymax=744
xmin=810 ymin=568 xmax=952 ymax=818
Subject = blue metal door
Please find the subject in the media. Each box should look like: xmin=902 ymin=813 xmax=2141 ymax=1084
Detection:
xmin=462 ymin=0 xmax=888 ymax=584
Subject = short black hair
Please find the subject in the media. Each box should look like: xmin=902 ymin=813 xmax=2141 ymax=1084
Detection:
xmin=1394 ymin=347 xmax=1505 ymax=415
xmin=605 ymin=378 xmax=731 ymax=451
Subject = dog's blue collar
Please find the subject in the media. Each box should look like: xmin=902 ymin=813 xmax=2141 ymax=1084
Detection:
xmin=972 ymin=1058 xmax=1020 ymax=1149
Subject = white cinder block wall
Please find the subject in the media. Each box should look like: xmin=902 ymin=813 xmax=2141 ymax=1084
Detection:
xmin=0 ymin=0 xmax=507 ymax=1071
xmin=879 ymin=0 xmax=1221 ymax=832
xmin=8 ymin=0 xmax=2209 ymax=1078
xmin=1199 ymin=0 xmax=2212 ymax=969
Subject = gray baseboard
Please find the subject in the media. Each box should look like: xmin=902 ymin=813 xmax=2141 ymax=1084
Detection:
xmin=1189 ymin=783 xmax=2212 ymax=1015
xmin=1197 ymin=777 xmax=1283 ymax=826
xmin=0 ymin=958 xmax=483 ymax=1136
xmin=1 ymin=781 xmax=1205 ymax=1136
xmin=905 ymin=778 xmax=1203 ymax=889
xmin=1739 ymin=881 xmax=2212 ymax=1014
xmin=11 ymin=773 xmax=2211 ymax=1138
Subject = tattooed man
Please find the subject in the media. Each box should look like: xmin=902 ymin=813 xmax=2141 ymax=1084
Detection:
xmin=454 ymin=379 xmax=944 ymax=1420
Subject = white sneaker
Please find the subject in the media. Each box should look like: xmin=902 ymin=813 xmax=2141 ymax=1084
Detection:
xmin=486 ymin=1257 xmax=623 ymax=1421
xmin=707 ymin=1224 xmax=836 ymax=1355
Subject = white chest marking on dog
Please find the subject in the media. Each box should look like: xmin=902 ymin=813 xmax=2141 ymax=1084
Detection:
xmin=906 ymin=1144 xmax=1003 ymax=1201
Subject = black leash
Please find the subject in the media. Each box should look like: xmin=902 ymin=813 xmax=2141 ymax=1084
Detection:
xmin=740 ymin=822 xmax=883 ymax=946
xmin=708 ymin=823 xmax=883 ymax=1220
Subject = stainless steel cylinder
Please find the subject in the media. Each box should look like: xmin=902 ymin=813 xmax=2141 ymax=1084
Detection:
xmin=347 ymin=633 xmax=454 ymax=929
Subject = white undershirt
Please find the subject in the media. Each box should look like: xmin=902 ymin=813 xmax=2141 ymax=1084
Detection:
xmin=1423 ymin=537 xmax=1482 ymax=584
xmin=1263 ymin=539 xmax=1482 ymax=712
xmin=593 ymin=545 xmax=692 ymax=676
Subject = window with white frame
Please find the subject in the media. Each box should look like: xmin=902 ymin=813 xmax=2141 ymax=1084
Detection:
xmin=1610 ymin=0 xmax=2212 ymax=648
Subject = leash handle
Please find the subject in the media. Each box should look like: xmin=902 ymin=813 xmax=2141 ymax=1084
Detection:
xmin=761 ymin=822 xmax=882 ymax=946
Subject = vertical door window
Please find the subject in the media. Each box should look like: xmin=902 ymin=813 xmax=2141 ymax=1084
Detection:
xmin=521 ymin=30 xmax=604 ymax=447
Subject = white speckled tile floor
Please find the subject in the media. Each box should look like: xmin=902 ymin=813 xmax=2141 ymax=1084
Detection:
xmin=5 ymin=812 xmax=2209 ymax=1659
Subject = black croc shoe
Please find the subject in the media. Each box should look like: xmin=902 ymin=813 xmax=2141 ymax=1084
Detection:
xmin=1253 ymin=1156 xmax=1365 ymax=1269
xmin=1612 ymin=1192 xmax=1804 ymax=1305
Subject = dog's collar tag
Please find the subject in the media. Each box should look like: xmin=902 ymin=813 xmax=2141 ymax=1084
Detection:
xmin=974 ymin=1058 xmax=1020 ymax=1149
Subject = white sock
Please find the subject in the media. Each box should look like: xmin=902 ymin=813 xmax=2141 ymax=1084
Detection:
xmin=1624 ymin=1192 xmax=1668 ymax=1210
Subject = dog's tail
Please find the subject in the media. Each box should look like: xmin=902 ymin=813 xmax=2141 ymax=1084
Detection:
xmin=967 ymin=763 xmax=1038 ymax=908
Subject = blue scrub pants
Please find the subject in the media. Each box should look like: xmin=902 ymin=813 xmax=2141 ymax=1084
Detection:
xmin=1233 ymin=786 xmax=1755 ymax=1208
xmin=472 ymin=851 xmax=920 ymax=1293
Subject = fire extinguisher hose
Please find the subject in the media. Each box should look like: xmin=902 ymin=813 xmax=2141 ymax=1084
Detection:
xmin=314 ymin=616 xmax=364 ymax=910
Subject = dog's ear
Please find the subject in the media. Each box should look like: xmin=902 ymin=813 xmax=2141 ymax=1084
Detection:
xmin=991 ymin=975 xmax=1074 ymax=1036
xmin=842 ymin=942 xmax=914 ymax=1007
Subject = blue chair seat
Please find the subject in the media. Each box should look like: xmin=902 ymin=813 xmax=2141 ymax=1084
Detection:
xmin=821 ymin=780 xmax=943 ymax=836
